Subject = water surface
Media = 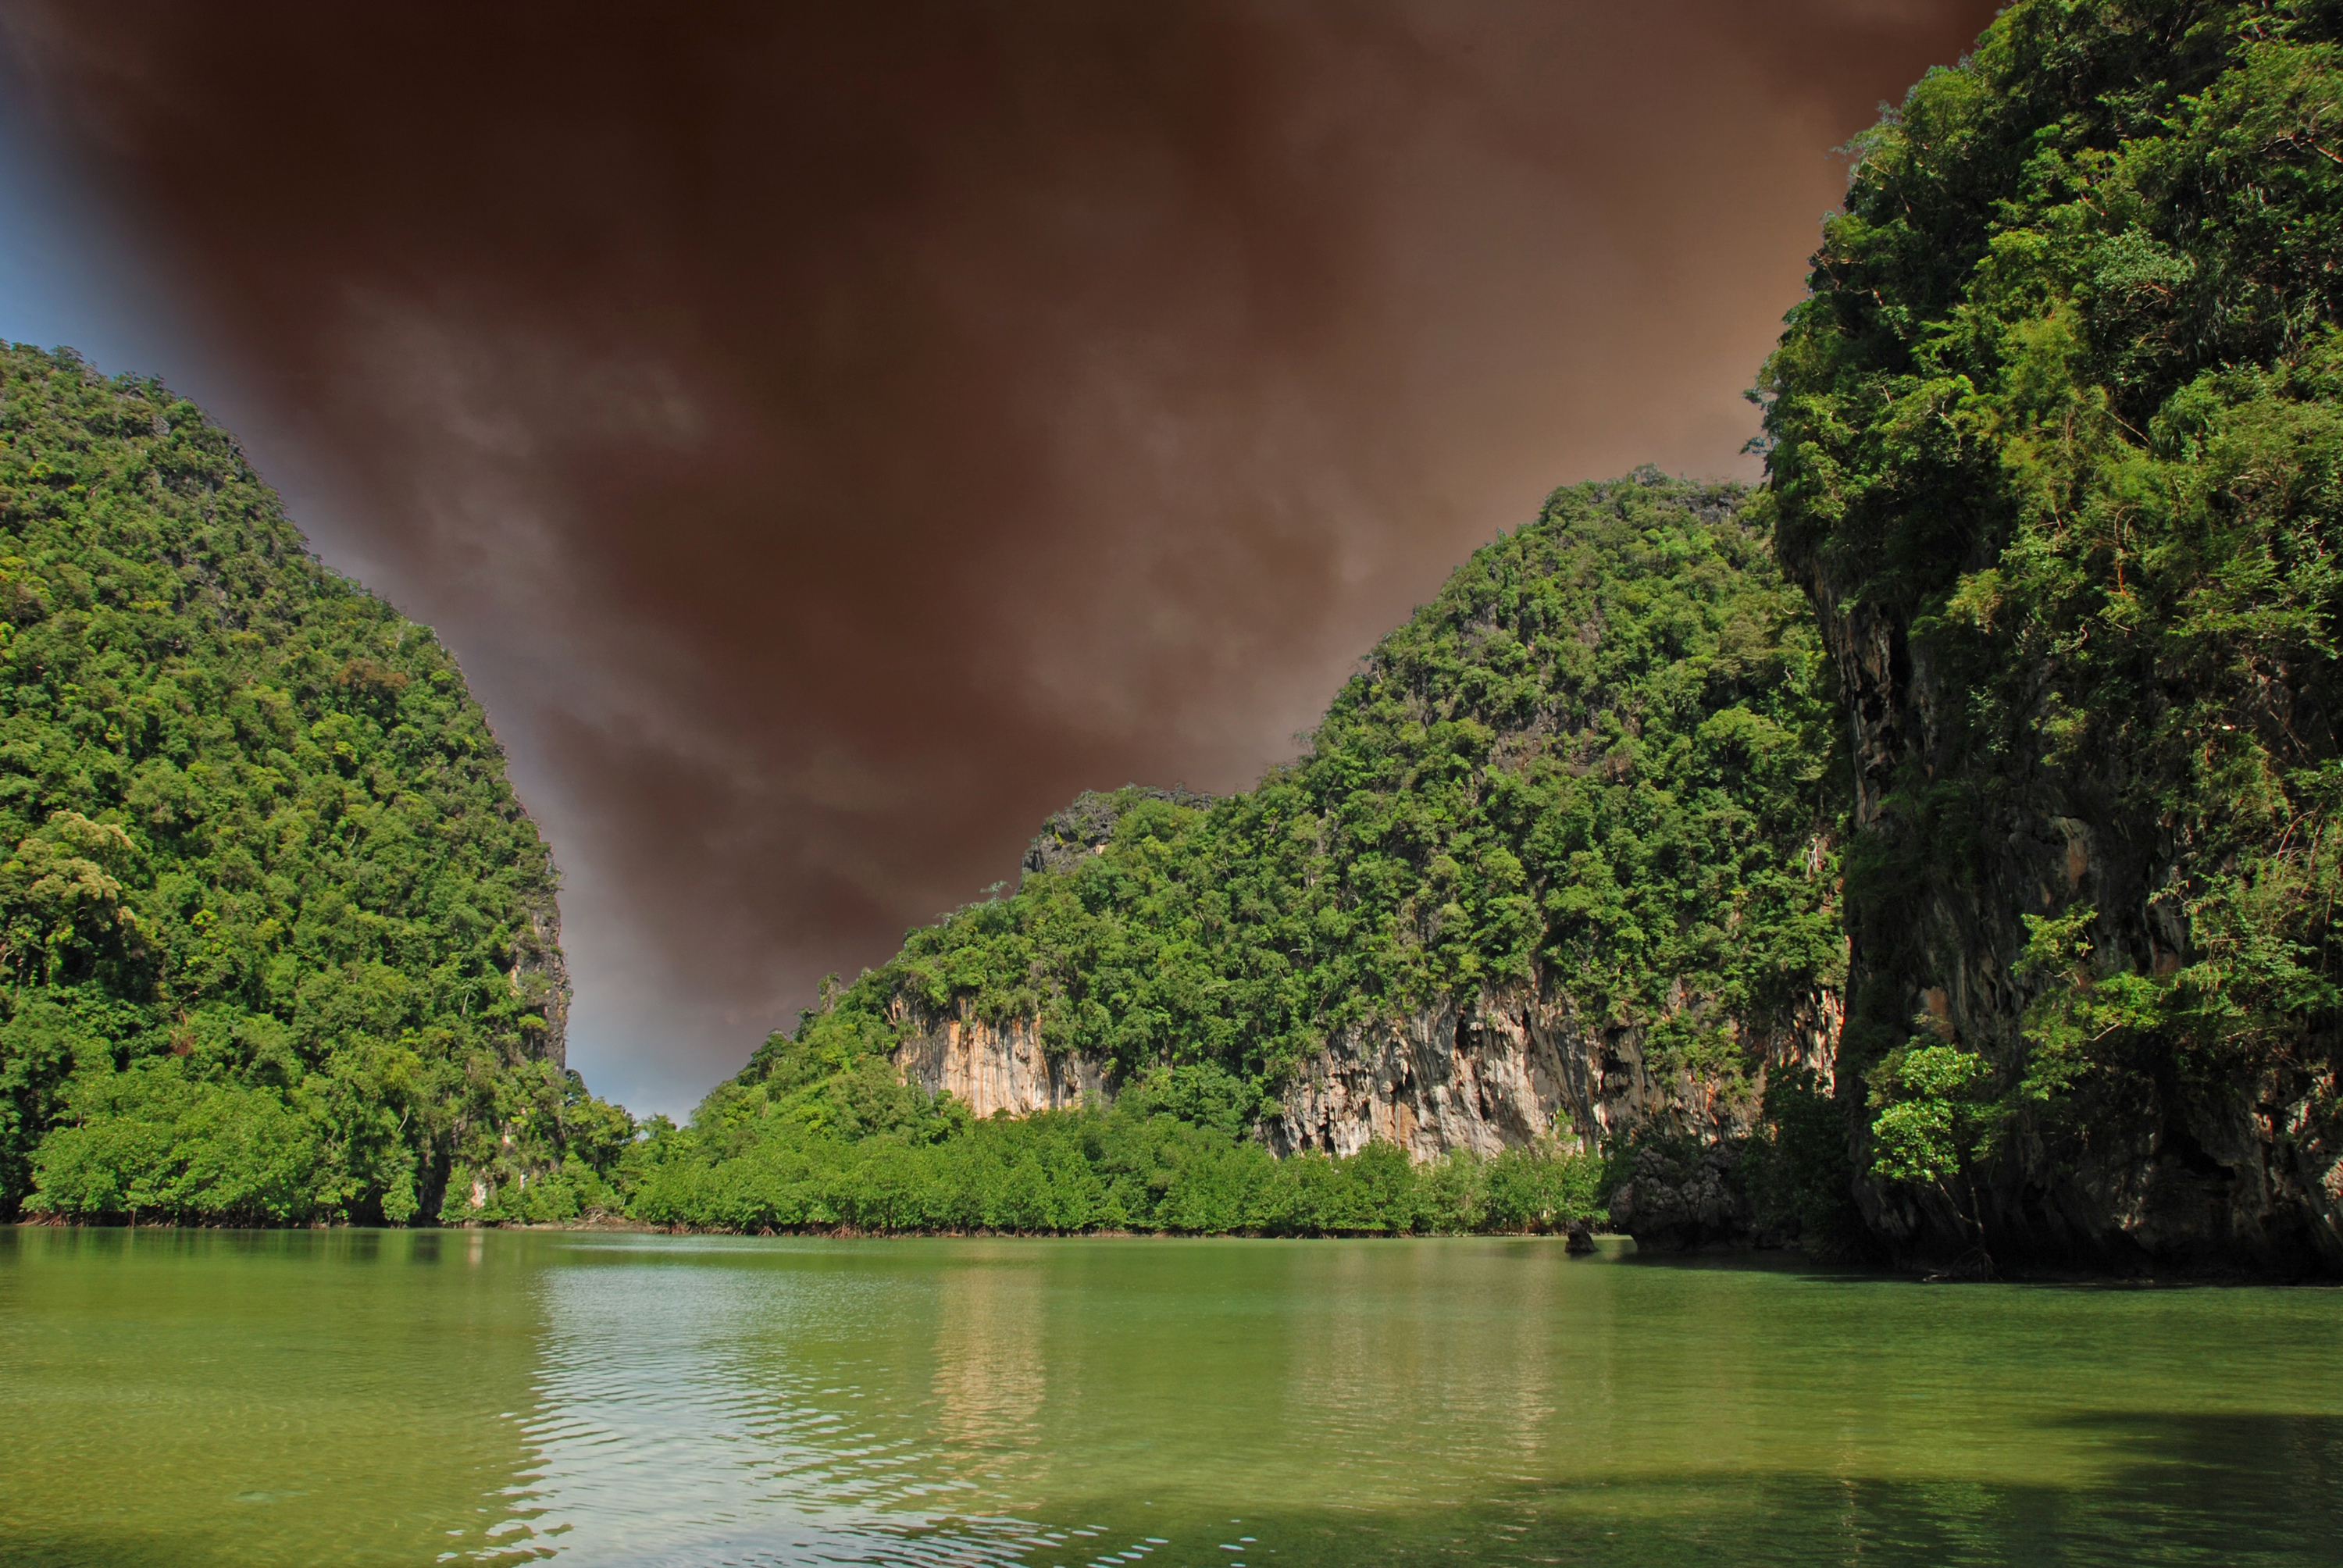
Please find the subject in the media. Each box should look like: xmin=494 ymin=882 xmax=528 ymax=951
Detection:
xmin=3 ymin=1228 xmax=2338 ymax=1566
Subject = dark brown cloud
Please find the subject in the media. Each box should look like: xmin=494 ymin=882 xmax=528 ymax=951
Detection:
xmin=0 ymin=0 xmax=2002 ymax=1112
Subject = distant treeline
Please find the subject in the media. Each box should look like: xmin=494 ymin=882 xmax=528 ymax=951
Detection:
xmin=459 ymin=1059 xmax=1604 ymax=1237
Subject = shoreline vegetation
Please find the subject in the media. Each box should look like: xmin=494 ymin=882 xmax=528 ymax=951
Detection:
xmin=451 ymin=1094 xmax=1613 ymax=1242
xmin=4 ymin=1106 xmax=1612 ymax=1237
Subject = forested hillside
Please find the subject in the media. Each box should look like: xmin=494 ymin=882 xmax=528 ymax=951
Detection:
xmin=1760 ymin=0 xmax=2343 ymax=1271
xmin=883 ymin=472 xmax=1841 ymax=1100
xmin=628 ymin=472 xmax=1849 ymax=1235
xmin=0 ymin=343 xmax=629 ymax=1225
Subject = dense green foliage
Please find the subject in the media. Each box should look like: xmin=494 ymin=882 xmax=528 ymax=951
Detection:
xmin=632 ymin=472 xmax=1843 ymax=1228
xmin=628 ymin=1082 xmax=1602 ymax=1236
xmin=1758 ymin=0 xmax=2343 ymax=1171
xmin=0 ymin=343 xmax=630 ymax=1224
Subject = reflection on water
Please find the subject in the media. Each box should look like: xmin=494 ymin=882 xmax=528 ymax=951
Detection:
xmin=518 ymin=1247 xmax=1064 ymax=1564
xmin=0 ymin=1226 xmax=548 ymax=1567
xmin=4 ymin=1231 xmax=2342 ymax=1566
xmin=933 ymin=1256 xmax=1047 ymax=1459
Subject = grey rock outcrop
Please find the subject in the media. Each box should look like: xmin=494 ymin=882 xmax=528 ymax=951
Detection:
xmin=1264 ymin=981 xmax=1838 ymax=1164
xmin=1607 ymin=1142 xmax=1756 ymax=1250
xmin=515 ymin=886 xmax=571 ymax=1067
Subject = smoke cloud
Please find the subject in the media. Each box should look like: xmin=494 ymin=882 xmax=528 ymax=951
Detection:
xmin=0 ymin=1 xmax=2001 ymax=1112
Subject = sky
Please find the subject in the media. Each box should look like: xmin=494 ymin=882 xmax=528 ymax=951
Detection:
xmin=0 ymin=1 xmax=2003 ymax=1117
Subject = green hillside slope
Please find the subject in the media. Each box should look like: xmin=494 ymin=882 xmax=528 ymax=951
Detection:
xmin=0 ymin=343 xmax=629 ymax=1224
xmin=629 ymin=472 xmax=1848 ymax=1235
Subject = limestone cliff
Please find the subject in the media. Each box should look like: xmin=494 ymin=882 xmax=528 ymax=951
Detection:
xmin=894 ymin=766 xmax=1840 ymax=1156
xmin=886 ymin=961 xmax=1838 ymax=1196
xmin=1265 ymin=979 xmax=1838 ymax=1160
xmin=890 ymin=797 xmax=1842 ymax=1201
xmin=516 ymin=887 xmax=572 ymax=1069
xmin=1796 ymin=576 xmax=2343 ymax=1274
xmin=1756 ymin=2 xmax=2343 ymax=1275
xmin=890 ymin=1004 xmax=1110 ymax=1119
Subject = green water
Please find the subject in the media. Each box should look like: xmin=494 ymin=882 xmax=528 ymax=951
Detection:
xmin=2 ymin=1230 xmax=2339 ymax=1566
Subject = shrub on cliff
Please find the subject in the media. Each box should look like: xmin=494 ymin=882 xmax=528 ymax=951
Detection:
xmin=0 ymin=343 xmax=629 ymax=1223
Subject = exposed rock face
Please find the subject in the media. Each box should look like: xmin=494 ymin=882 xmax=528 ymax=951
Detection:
xmin=890 ymin=784 xmax=1189 ymax=1120
xmin=1264 ymin=981 xmax=1838 ymax=1163
xmin=1797 ymin=581 xmax=2343 ymax=1274
xmin=890 ymin=1005 xmax=1110 ymax=1119
xmin=893 ymin=782 xmax=1847 ymax=1240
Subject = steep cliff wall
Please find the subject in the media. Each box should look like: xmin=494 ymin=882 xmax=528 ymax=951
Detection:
xmin=890 ymin=953 xmax=1838 ymax=1169
xmin=519 ymin=890 xmax=572 ymax=1069
xmin=1757 ymin=2 xmax=2343 ymax=1274
xmin=1798 ymin=558 xmax=2343 ymax=1273
xmin=886 ymin=705 xmax=1840 ymax=1168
